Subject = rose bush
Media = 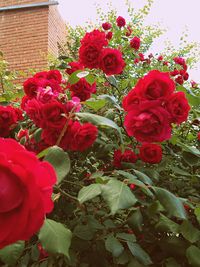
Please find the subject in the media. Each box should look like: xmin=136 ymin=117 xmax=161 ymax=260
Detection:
xmin=0 ymin=0 xmax=200 ymax=266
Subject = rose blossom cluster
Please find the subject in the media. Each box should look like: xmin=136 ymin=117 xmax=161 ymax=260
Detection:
xmin=170 ymin=57 xmax=189 ymax=85
xmin=78 ymin=29 xmax=125 ymax=76
xmin=123 ymin=70 xmax=190 ymax=143
xmin=0 ymin=105 xmax=23 ymax=137
xmin=21 ymin=70 xmax=98 ymax=152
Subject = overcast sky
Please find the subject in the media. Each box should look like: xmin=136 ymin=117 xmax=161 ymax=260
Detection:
xmin=58 ymin=0 xmax=200 ymax=82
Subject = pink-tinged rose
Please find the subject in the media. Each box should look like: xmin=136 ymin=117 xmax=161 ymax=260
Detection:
xmin=102 ymin=22 xmax=112 ymax=30
xmin=130 ymin=37 xmax=141 ymax=50
xmin=166 ymin=91 xmax=190 ymax=124
xmin=65 ymin=97 xmax=81 ymax=113
xmin=113 ymin=149 xmax=138 ymax=168
xmin=139 ymin=143 xmax=162 ymax=164
xmin=37 ymin=87 xmax=58 ymax=103
xmin=99 ymin=48 xmax=125 ymax=76
xmin=0 ymin=138 xmax=56 ymax=249
xmin=124 ymin=101 xmax=172 ymax=143
xmin=134 ymin=70 xmax=175 ymax=101
xmin=116 ymin=16 xmax=126 ymax=28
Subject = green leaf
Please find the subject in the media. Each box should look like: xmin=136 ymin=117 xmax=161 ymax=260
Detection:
xmin=116 ymin=232 xmax=136 ymax=243
xmin=127 ymin=209 xmax=143 ymax=232
xmin=73 ymin=225 xmax=94 ymax=241
xmin=76 ymin=71 xmax=89 ymax=78
xmin=128 ymin=259 xmax=145 ymax=267
xmin=85 ymin=99 xmax=106 ymax=111
xmin=186 ymin=245 xmax=200 ymax=267
xmin=76 ymin=112 xmax=123 ymax=143
xmin=37 ymin=147 xmax=51 ymax=159
xmin=176 ymin=86 xmax=200 ymax=107
xmin=78 ymin=184 xmax=101 ymax=204
xmin=98 ymin=94 xmax=121 ymax=109
xmin=68 ymin=70 xmax=81 ymax=85
xmin=39 ymin=219 xmax=72 ymax=258
xmin=44 ymin=146 xmax=70 ymax=184
xmin=127 ymin=242 xmax=152 ymax=266
xmin=106 ymin=75 xmax=118 ymax=88
xmin=165 ymin=258 xmax=181 ymax=267
xmin=105 ymin=235 xmax=124 ymax=257
xmin=132 ymin=169 xmax=153 ymax=185
xmin=179 ymin=143 xmax=200 ymax=157
xmin=182 ymin=152 xmax=199 ymax=166
xmin=194 ymin=207 xmax=200 ymax=225
xmin=156 ymin=214 xmax=180 ymax=233
xmin=154 ymin=187 xmax=187 ymax=219
xmin=0 ymin=241 xmax=25 ymax=266
xmin=101 ymin=179 xmax=137 ymax=215
xmin=180 ymin=221 xmax=200 ymax=243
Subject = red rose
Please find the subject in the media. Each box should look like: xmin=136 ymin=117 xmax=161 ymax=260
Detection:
xmin=66 ymin=61 xmax=84 ymax=75
xmin=106 ymin=31 xmax=113 ymax=40
xmin=130 ymin=37 xmax=141 ymax=50
xmin=166 ymin=92 xmax=190 ymax=124
xmin=81 ymin=29 xmax=108 ymax=47
xmin=170 ymin=69 xmax=179 ymax=77
xmin=124 ymin=101 xmax=171 ymax=143
xmin=122 ymin=90 xmax=141 ymax=112
xmin=24 ymin=99 xmax=43 ymax=127
xmin=113 ymin=149 xmax=138 ymax=168
xmin=70 ymin=78 xmax=96 ymax=101
xmin=175 ymin=75 xmax=184 ymax=85
xmin=157 ymin=55 xmax=163 ymax=61
xmin=79 ymin=43 xmax=102 ymax=69
xmin=125 ymin=26 xmax=132 ymax=37
xmin=139 ymin=143 xmax=162 ymax=164
xmin=34 ymin=71 xmax=48 ymax=80
xmin=40 ymin=101 xmax=67 ymax=129
xmin=46 ymin=70 xmax=62 ymax=84
xmin=102 ymin=22 xmax=112 ymax=30
xmin=198 ymin=132 xmax=200 ymax=141
xmin=0 ymin=106 xmax=19 ymax=137
xmin=23 ymin=78 xmax=41 ymax=98
xmin=116 ymin=16 xmax=126 ymax=28
xmin=174 ymin=57 xmax=186 ymax=66
xmin=99 ymin=48 xmax=125 ymax=75
xmin=0 ymin=138 xmax=56 ymax=248
xmin=183 ymin=72 xmax=189 ymax=81
xmin=134 ymin=70 xmax=175 ymax=101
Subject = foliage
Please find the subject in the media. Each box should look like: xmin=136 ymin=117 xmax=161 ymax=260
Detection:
xmin=0 ymin=0 xmax=200 ymax=267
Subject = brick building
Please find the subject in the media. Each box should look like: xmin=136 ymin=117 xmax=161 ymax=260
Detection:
xmin=0 ymin=0 xmax=67 ymax=79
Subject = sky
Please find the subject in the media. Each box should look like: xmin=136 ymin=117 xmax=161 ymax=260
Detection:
xmin=58 ymin=0 xmax=200 ymax=82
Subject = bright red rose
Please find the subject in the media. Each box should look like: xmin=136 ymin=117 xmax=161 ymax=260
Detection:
xmin=122 ymin=89 xmax=141 ymax=112
xmin=66 ymin=61 xmax=84 ymax=75
xmin=116 ymin=16 xmax=126 ymax=28
xmin=99 ymin=48 xmax=125 ymax=75
xmin=175 ymin=75 xmax=184 ymax=85
xmin=166 ymin=92 xmax=190 ymax=124
xmin=40 ymin=101 xmax=67 ymax=129
xmin=113 ymin=149 xmax=138 ymax=168
xmin=106 ymin=31 xmax=113 ymax=40
xmin=80 ymin=29 xmax=108 ymax=47
xmin=139 ymin=143 xmax=162 ymax=164
xmin=124 ymin=101 xmax=171 ymax=143
xmin=102 ymin=22 xmax=112 ymax=30
xmin=0 ymin=138 xmax=56 ymax=249
xmin=134 ymin=70 xmax=175 ymax=101
xmin=70 ymin=78 xmax=96 ymax=101
xmin=130 ymin=37 xmax=141 ymax=50
xmin=46 ymin=70 xmax=62 ymax=84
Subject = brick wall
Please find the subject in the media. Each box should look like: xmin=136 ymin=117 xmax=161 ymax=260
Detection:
xmin=0 ymin=0 xmax=67 ymax=83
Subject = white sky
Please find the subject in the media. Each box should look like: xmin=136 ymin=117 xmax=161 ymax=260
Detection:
xmin=58 ymin=0 xmax=200 ymax=82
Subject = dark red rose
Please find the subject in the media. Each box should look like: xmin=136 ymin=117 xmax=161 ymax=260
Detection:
xmin=102 ymin=22 xmax=112 ymax=30
xmin=157 ymin=55 xmax=163 ymax=61
xmin=106 ymin=31 xmax=113 ymax=40
xmin=183 ymin=72 xmax=189 ymax=81
xmin=34 ymin=71 xmax=48 ymax=80
xmin=0 ymin=106 xmax=19 ymax=137
xmin=0 ymin=138 xmax=56 ymax=249
xmin=70 ymin=78 xmax=96 ymax=101
xmin=24 ymin=99 xmax=43 ymax=127
xmin=46 ymin=70 xmax=62 ymax=84
xmin=79 ymin=43 xmax=102 ymax=69
xmin=134 ymin=58 xmax=140 ymax=64
xmin=66 ymin=61 xmax=84 ymax=75
xmin=23 ymin=78 xmax=41 ymax=98
xmin=125 ymin=26 xmax=132 ymax=36
xmin=124 ymin=101 xmax=171 ymax=143
xmin=130 ymin=37 xmax=141 ymax=50
xmin=99 ymin=48 xmax=125 ymax=75
xmin=139 ymin=143 xmax=162 ymax=164
xmin=116 ymin=16 xmax=126 ymax=28
xmin=139 ymin=53 xmax=145 ymax=61
xmin=134 ymin=70 xmax=175 ymax=101
xmin=174 ymin=57 xmax=186 ymax=66
xmin=40 ymin=101 xmax=67 ymax=129
xmin=175 ymin=75 xmax=184 ymax=85
xmin=170 ymin=69 xmax=179 ymax=77
xmin=113 ymin=149 xmax=138 ymax=168
xmin=166 ymin=91 xmax=190 ymax=124
xmin=122 ymin=89 xmax=141 ymax=112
